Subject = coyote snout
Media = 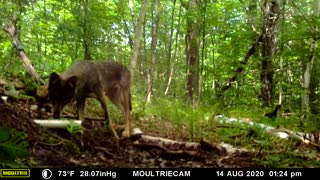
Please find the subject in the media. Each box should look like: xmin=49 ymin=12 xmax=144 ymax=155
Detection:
xmin=48 ymin=60 xmax=133 ymax=139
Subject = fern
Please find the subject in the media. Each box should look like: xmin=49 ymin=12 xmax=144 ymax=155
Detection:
xmin=0 ymin=127 xmax=30 ymax=168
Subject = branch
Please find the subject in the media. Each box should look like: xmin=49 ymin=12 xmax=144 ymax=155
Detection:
xmin=218 ymin=35 xmax=262 ymax=95
xmin=4 ymin=16 xmax=44 ymax=85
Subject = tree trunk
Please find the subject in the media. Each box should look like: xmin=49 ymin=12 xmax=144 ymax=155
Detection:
xmin=128 ymin=0 xmax=136 ymax=28
xmin=130 ymin=0 xmax=148 ymax=81
xmin=165 ymin=3 xmax=182 ymax=96
xmin=185 ymin=0 xmax=201 ymax=107
xmin=278 ymin=0 xmax=287 ymax=105
xmin=146 ymin=0 xmax=160 ymax=102
xmin=199 ymin=0 xmax=207 ymax=103
xmin=4 ymin=16 xmax=44 ymax=85
xmin=302 ymin=0 xmax=319 ymax=114
xmin=141 ymin=17 xmax=147 ymax=82
xmin=82 ymin=0 xmax=91 ymax=60
xmin=165 ymin=0 xmax=176 ymax=90
xmin=260 ymin=0 xmax=280 ymax=106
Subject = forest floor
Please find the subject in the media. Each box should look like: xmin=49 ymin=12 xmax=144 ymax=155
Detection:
xmin=0 ymin=99 xmax=264 ymax=168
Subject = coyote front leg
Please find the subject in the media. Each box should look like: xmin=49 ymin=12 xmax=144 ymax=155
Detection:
xmin=97 ymin=91 xmax=119 ymax=140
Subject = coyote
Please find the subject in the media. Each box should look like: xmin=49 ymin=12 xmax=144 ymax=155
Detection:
xmin=48 ymin=60 xmax=133 ymax=139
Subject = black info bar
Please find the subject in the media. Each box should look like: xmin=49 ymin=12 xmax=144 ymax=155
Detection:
xmin=0 ymin=168 xmax=319 ymax=179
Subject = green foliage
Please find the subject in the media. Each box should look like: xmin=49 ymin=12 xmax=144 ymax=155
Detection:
xmin=67 ymin=121 xmax=84 ymax=136
xmin=67 ymin=142 xmax=81 ymax=155
xmin=131 ymin=92 xmax=147 ymax=121
xmin=145 ymin=97 xmax=219 ymax=139
xmin=257 ymin=142 xmax=320 ymax=168
xmin=301 ymin=114 xmax=320 ymax=133
xmin=0 ymin=127 xmax=30 ymax=168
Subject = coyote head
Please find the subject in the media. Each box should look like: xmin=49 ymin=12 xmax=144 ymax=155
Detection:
xmin=48 ymin=72 xmax=77 ymax=118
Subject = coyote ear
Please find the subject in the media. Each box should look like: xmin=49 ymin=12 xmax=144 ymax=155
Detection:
xmin=49 ymin=72 xmax=61 ymax=86
xmin=66 ymin=76 xmax=77 ymax=89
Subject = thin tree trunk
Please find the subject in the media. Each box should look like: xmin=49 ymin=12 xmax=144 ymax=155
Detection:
xmin=165 ymin=0 xmax=176 ymax=88
xmin=260 ymin=0 xmax=280 ymax=106
xmin=4 ymin=16 xmax=44 ymax=85
xmin=199 ymin=0 xmax=207 ymax=104
xmin=302 ymin=0 xmax=319 ymax=114
xmin=141 ymin=16 xmax=147 ymax=82
xmin=128 ymin=0 xmax=136 ymax=28
xmin=165 ymin=3 xmax=182 ymax=95
xmin=146 ymin=0 xmax=160 ymax=102
xmin=82 ymin=0 xmax=91 ymax=60
xmin=278 ymin=0 xmax=287 ymax=105
xmin=185 ymin=0 xmax=201 ymax=107
xmin=130 ymin=0 xmax=148 ymax=81
xmin=278 ymin=56 xmax=283 ymax=104
xmin=43 ymin=0 xmax=47 ymax=57
xmin=302 ymin=49 xmax=314 ymax=114
xmin=210 ymin=35 xmax=217 ymax=91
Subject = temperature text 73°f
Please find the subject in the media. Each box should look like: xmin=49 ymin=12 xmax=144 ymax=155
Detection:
xmin=58 ymin=170 xmax=75 ymax=177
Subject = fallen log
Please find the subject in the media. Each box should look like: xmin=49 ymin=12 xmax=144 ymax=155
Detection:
xmin=214 ymin=114 xmax=320 ymax=144
xmin=62 ymin=115 xmax=105 ymax=121
xmin=133 ymin=134 xmax=201 ymax=151
xmin=269 ymin=127 xmax=320 ymax=148
xmin=131 ymin=128 xmax=249 ymax=158
xmin=131 ymin=128 xmax=233 ymax=161
xmin=34 ymin=119 xmax=82 ymax=128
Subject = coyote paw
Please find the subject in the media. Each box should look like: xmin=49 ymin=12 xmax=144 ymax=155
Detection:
xmin=113 ymin=133 xmax=120 ymax=141
xmin=108 ymin=125 xmax=119 ymax=141
xmin=122 ymin=129 xmax=131 ymax=138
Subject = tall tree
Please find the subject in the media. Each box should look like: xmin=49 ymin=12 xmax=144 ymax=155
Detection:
xmin=260 ymin=0 xmax=280 ymax=106
xmin=130 ymin=0 xmax=148 ymax=81
xmin=185 ymin=0 xmax=201 ymax=107
xmin=277 ymin=0 xmax=287 ymax=105
xmin=164 ymin=3 xmax=182 ymax=96
xmin=164 ymin=0 xmax=177 ymax=95
xmin=82 ymin=0 xmax=91 ymax=60
xmin=146 ymin=0 xmax=160 ymax=102
xmin=302 ymin=0 xmax=319 ymax=114
xmin=199 ymin=0 xmax=207 ymax=103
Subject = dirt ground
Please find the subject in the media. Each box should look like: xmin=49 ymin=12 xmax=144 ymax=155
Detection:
xmin=0 ymin=99 xmax=264 ymax=168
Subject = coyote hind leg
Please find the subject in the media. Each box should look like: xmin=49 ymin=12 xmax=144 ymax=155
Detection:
xmin=121 ymin=88 xmax=132 ymax=138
